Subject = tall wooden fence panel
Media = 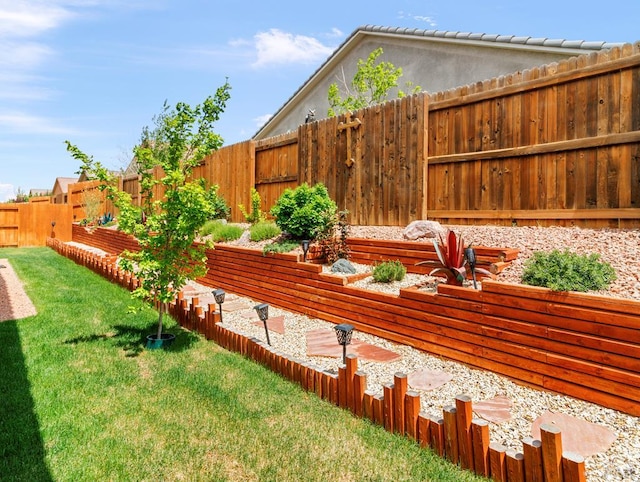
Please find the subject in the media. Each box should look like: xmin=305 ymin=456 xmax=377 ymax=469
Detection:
xmin=426 ymin=43 xmax=640 ymax=227
xmin=194 ymin=140 xmax=255 ymax=222
xmin=299 ymin=94 xmax=429 ymax=225
xmin=0 ymin=202 xmax=71 ymax=247
xmin=254 ymin=132 xmax=299 ymax=216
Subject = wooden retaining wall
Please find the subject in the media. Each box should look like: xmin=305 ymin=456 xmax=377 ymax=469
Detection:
xmin=64 ymin=226 xmax=640 ymax=419
xmin=47 ymin=236 xmax=589 ymax=482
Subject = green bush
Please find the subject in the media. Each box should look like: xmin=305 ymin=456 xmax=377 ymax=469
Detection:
xmin=205 ymin=184 xmax=231 ymax=220
xmin=270 ymin=183 xmax=337 ymax=240
xmin=521 ymin=249 xmax=616 ymax=292
xmin=372 ymin=260 xmax=407 ymax=283
xmin=262 ymin=239 xmax=300 ymax=255
xmin=200 ymin=221 xmax=244 ymax=242
xmin=250 ymin=221 xmax=281 ymax=242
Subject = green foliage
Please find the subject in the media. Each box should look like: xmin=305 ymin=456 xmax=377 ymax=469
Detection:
xmin=262 ymin=239 xmax=299 ymax=255
xmin=417 ymin=230 xmax=493 ymax=286
xmin=250 ymin=221 xmax=281 ymax=242
xmin=2 ymin=248 xmax=486 ymax=482
xmin=270 ymin=182 xmax=337 ymax=240
xmin=200 ymin=220 xmax=244 ymax=242
xmin=205 ymin=184 xmax=231 ymax=220
xmin=328 ymin=47 xmax=421 ymax=117
xmin=522 ymin=249 xmax=616 ymax=292
xmin=239 ymin=188 xmax=267 ymax=224
xmin=318 ymin=209 xmax=351 ymax=264
xmin=372 ymin=260 xmax=407 ymax=283
xmin=66 ymin=81 xmax=231 ymax=339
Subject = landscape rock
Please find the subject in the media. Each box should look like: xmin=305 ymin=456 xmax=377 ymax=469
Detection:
xmin=331 ymin=258 xmax=356 ymax=274
xmin=402 ymin=220 xmax=445 ymax=240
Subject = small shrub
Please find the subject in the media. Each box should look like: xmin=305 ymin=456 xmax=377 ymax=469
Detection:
xmin=250 ymin=221 xmax=281 ymax=242
xmin=270 ymin=183 xmax=337 ymax=240
xmin=372 ymin=260 xmax=407 ymax=283
xmin=205 ymin=184 xmax=231 ymax=220
xmin=262 ymin=239 xmax=299 ymax=255
xmin=318 ymin=209 xmax=351 ymax=264
xmin=239 ymin=188 xmax=267 ymax=224
xmin=521 ymin=249 xmax=616 ymax=292
xmin=200 ymin=221 xmax=244 ymax=242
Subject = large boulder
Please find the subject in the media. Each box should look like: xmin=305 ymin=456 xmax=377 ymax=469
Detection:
xmin=403 ymin=220 xmax=445 ymax=240
xmin=331 ymin=258 xmax=357 ymax=274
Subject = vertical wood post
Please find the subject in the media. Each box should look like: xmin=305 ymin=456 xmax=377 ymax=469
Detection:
xmin=404 ymin=390 xmax=421 ymax=440
xmin=353 ymin=371 xmax=367 ymax=417
xmin=443 ymin=405 xmax=459 ymax=465
xmin=490 ymin=442 xmax=508 ymax=481
xmin=472 ymin=418 xmax=491 ymax=477
xmin=455 ymin=394 xmax=474 ymax=470
xmin=393 ymin=373 xmax=408 ymax=434
xmin=541 ymin=424 xmax=564 ymax=482
xmin=562 ymin=452 xmax=586 ymax=482
xmin=506 ymin=449 xmax=525 ymax=482
xmin=383 ymin=384 xmax=394 ymax=432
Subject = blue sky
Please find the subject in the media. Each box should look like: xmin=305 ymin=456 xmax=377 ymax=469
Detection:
xmin=1 ymin=0 xmax=639 ymax=202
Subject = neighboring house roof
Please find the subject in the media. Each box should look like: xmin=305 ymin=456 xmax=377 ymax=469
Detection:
xmin=254 ymin=25 xmax=625 ymax=140
xmin=51 ymin=177 xmax=79 ymax=195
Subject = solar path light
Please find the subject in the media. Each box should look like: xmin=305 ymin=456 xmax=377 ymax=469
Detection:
xmin=301 ymin=239 xmax=310 ymax=262
xmin=464 ymin=246 xmax=478 ymax=289
xmin=334 ymin=323 xmax=354 ymax=364
xmin=254 ymin=303 xmax=271 ymax=345
xmin=212 ymin=289 xmax=225 ymax=323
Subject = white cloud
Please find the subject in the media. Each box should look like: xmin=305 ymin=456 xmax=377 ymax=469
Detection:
xmin=252 ymin=29 xmax=335 ymax=68
xmin=0 ymin=183 xmax=15 ymax=202
xmin=0 ymin=111 xmax=78 ymax=135
xmin=397 ymin=11 xmax=438 ymax=28
xmin=0 ymin=2 xmax=75 ymax=38
xmin=253 ymin=113 xmax=272 ymax=128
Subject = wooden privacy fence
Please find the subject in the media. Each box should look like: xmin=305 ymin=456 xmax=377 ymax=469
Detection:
xmin=0 ymin=202 xmax=71 ymax=247
xmin=48 ymin=237 xmax=588 ymax=482
xmin=62 ymin=42 xmax=640 ymax=229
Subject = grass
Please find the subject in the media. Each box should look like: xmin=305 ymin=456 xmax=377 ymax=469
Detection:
xmin=200 ymin=220 xmax=245 ymax=242
xmin=0 ymin=247 xmax=487 ymax=482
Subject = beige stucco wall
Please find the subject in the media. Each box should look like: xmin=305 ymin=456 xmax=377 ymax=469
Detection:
xmin=255 ymin=34 xmax=592 ymax=139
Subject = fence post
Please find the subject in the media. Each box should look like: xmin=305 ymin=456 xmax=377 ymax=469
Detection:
xmin=393 ymin=373 xmax=408 ymax=435
xmin=541 ymin=424 xmax=564 ymax=482
xmin=471 ymin=418 xmax=490 ymax=477
xmin=455 ymin=394 xmax=474 ymax=470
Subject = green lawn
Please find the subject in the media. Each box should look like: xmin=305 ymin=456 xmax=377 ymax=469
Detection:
xmin=1 ymin=247 xmax=487 ymax=482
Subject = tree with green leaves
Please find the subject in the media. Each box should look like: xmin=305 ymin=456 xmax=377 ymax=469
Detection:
xmin=327 ymin=47 xmax=421 ymax=117
xmin=66 ymin=81 xmax=231 ymax=343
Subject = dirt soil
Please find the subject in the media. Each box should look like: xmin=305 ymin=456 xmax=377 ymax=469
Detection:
xmin=0 ymin=259 xmax=37 ymax=322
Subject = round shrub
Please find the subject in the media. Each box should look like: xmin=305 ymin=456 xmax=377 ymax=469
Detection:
xmin=521 ymin=249 xmax=616 ymax=292
xmin=270 ymin=183 xmax=337 ymax=240
xmin=372 ymin=260 xmax=407 ymax=283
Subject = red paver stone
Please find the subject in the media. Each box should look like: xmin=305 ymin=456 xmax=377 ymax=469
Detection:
xmin=306 ymin=329 xmax=401 ymax=362
xmin=252 ymin=315 xmax=286 ymax=334
xmin=531 ymin=410 xmax=617 ymax=457
xmin=473 ymin=395 xmax=512 ymax=423
xmin=407 ymin=369 xmax=453 ymax=391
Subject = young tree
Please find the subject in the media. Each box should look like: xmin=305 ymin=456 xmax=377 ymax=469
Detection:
xmin=66 ymin=81 xmax=231 ymax=344
xmin=327 ymin=47 xmax=421 ymax=117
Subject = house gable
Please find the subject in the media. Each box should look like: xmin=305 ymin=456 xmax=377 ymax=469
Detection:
xmin=254 ymin=25 xmax=624 ymax=140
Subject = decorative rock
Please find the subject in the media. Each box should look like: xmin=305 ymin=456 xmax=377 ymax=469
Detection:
xmin=331 ymin=258 xmax=356 ymax=274
xmin=402 ymin=220 xmax=445 ymax=240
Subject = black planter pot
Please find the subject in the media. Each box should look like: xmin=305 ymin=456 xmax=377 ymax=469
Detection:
xmin=145 ymin=333 xmax=176 ymax=350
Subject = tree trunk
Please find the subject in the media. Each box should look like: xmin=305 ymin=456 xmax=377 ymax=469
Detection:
xmin=156 ymin=302 xmax=165 ymax=339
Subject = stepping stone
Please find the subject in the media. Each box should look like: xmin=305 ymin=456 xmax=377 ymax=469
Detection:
xmin=222 ymin=300 xmax=253 ymax=312
xmin=407 ymin=369 xmax=453 ymax=391
xmin=305 ymin=329 xmax=401 ymax=363
xmin=252 ymin=315 xmax=286 ymax=334
xmin=530 ymin=410 xmax=617 ymax=457
xmin=473 ymin=395 xmax=512 ymax=423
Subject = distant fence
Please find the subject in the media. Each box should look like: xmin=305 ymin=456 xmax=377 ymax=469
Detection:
xmin=0 ymin=202 xmax=71 ymax=247
xmin=61 ymin=42 xmax=640 ymax=229
xmin=49 ymin=237 xmax=594 ymax=481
